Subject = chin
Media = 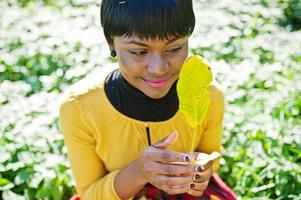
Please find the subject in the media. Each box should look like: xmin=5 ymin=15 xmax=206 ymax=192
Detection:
xmin=144 ymin=90 xmax=169 ymax=99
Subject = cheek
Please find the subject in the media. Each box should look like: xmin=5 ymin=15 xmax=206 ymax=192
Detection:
xmin=117 ymin=52 xmax=145 ymax=76
xmin=118 ymin=52 xmax=134 ymax=70
xmin=180 ymin=44 xmax=189 ymax=60
xmin=180 ymin=48 xmax=189 ymax=63
xmin=170 ymin=48 xmax=188 ymax=70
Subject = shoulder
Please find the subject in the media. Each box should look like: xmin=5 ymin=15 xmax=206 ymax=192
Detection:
xmin=202 ymin=81 xmax=225 ymax=127
xmin=208 ymin=81 xmax=225 ymax=106
xmin=59 ymin=65 xmax=117 ymax=112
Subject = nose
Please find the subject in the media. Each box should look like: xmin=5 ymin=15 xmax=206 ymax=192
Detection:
xmin=147 ymin=53 xmax=169 ymax=76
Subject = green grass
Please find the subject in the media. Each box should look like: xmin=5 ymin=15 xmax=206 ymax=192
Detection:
xmin=0 ymin=0 xmax=300 ymax=199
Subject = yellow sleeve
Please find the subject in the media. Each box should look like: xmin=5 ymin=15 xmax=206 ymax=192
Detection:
xmin=196 ymin=85 xmax=225 ymax=172
xmin=59 ymin=94 xmax=122 ymax=200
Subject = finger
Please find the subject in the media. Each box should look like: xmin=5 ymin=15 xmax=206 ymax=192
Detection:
xmin=152 ymin=131 xmax=179 ymax=149
xmin=191 ymin=152 xmax=199 ymax=161
xmin=161 ymin=183 xmax=190 ymax=195
xmin=189 ymin=180 xmax=209 ymax=192
xmin=145 ymin=148 xmax=191 ymax=163
xmin=194 ymin=160 xmax=214 ymax=173
xmin=187 ymin=188 xmax=204 ymax=197
xmin=149 ymin=181 xmax=190 ymax=196
xmin=144 ymin=161 xmax=195 ymax=176
xmin=203 ymin=160 xmax=214 ymax=169
xmin=193 ymin=166 xmax=214 ymax=183
xmin=149 ymin=174 xmax=194 ymax=187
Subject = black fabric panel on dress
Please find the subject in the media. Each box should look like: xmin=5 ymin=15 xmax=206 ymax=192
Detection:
xmin=104 ymin=68 xmax=179 ymax=122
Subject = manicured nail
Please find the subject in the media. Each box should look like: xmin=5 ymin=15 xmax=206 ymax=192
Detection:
xmin=189 ymin=183 xmax=195 ymax=189
xmin=184 ymin=155 xmax=190 ymax=162
xmin=195 ymin=165 xmax=204 ymax=172
xmin=194 ymin=173 xmax=201 ymax=180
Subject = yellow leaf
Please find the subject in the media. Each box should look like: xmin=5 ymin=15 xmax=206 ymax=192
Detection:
xmin=177 ymin=56 xmax=213 ymax=128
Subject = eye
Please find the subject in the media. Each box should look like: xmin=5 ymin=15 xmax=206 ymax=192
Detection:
xmin=166 ymin=47 xmax=182 ymax=53
xmin=130 ymin=50 xmax=148 ymax=56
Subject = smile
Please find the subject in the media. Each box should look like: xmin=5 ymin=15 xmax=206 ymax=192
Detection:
xmin=143 ymin=77 xmax=171 ymax=88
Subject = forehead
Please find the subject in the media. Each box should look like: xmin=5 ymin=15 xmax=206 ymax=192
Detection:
xmin=115 ymin=35 xmax=188 ymax=45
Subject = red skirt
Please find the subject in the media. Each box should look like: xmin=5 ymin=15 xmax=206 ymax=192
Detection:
xmin=134 ymin=173 xmax=237 ymax=200
xmin=70 ymin=173 xmax=237 ymax=200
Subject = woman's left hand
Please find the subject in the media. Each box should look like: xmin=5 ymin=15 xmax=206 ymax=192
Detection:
xmin=187 ymin=154 xmax=214 ymax=196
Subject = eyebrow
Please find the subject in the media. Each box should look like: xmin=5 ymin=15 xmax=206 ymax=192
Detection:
xmin=125 ymin=37 xmax=183 ymax=47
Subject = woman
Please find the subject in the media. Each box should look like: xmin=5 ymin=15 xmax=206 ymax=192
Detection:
xmin=60 ymin=0 xmax=236 ymax=199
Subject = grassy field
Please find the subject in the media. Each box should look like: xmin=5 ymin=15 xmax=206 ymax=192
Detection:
xmin=0 ymin=0 xmax=300 ymax=199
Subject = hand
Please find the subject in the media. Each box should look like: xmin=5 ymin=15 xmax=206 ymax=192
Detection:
xmin=135 ymin=131 xmax=195 ymax=195
xmin=187 ymin=153 xmax=214 ymax=196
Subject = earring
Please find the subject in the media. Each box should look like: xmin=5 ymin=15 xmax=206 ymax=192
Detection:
xmin=110 ymin=50 xmax=117 ymax=57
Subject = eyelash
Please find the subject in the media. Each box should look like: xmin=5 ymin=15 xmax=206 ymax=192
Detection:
xmin=167 ymin=47 xmax=182 ymax=53
xmin=130 ymin=50 xmax=148 ymax=56
xmin=130 ymin=47 xmax=182 ymax=57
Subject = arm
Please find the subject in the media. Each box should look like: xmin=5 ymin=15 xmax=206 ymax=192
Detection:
xmin=60 ymin=95 xmax=124 ymax=200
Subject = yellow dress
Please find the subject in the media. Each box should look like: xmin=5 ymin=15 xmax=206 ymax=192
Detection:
xmin=59 ymin=67 xmax=225 ymax=200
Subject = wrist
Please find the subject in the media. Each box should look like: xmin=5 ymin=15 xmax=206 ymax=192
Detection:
xmin=132 ymin=159 xmax=148 ymax=186
xmin=114 ymin=160 xmax=148 ymax=199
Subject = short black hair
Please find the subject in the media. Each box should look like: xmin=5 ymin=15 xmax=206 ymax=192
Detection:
xmin=100 ymin=0 xmax=195 ymax=44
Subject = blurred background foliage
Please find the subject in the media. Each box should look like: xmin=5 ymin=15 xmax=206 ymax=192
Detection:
xmin=0 ymin=0 xmax=300 ymax=199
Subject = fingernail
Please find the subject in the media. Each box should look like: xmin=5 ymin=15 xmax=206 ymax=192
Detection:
xmin=184 ymin=155 xmax=190 ymax=162
xmin=189 ymin=183 xmax=195 ymax=189
xmin=195 ymin=165 xmax=204 ymax=172
xmin=194 ymin=173 xmax=201 ymax=180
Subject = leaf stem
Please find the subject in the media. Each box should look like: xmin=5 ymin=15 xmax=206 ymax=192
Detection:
xmin=190 ymin=128 xmax=197 ymax=162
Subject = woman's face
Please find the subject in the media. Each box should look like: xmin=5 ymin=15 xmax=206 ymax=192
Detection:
xmin=111 ymin=35 xmax=189 ymax=99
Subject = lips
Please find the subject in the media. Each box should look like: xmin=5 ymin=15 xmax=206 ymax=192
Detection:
xmin=144 ymin=77 xmax=170 ymax=88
